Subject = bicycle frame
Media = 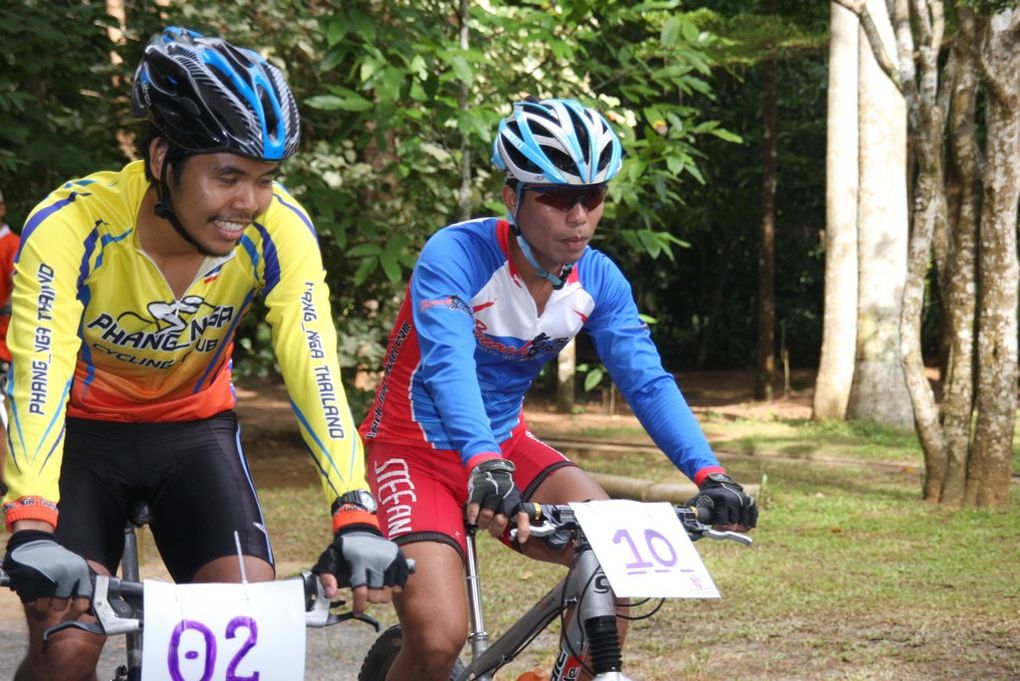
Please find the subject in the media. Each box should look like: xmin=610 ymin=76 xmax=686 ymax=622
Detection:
xmin=457 ymin=526 xmax=624 ymax=681
xmin=356 ymin=503 xmax=749 ymax=681
xmin=116 ymin=500 xmax=152 ymax=681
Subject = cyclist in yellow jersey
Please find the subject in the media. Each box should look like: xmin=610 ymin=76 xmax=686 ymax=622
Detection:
xmin=1 ymin=27 xmax=408 ymax=681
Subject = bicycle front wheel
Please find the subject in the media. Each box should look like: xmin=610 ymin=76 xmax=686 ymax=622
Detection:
xmin=358 ymin=625 xmax=465 ymax=681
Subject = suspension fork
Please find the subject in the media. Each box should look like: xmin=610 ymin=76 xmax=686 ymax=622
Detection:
xmin=556 ymin=543 xmax=623 ymax=680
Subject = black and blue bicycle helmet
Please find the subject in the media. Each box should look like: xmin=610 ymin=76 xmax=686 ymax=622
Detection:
xmin=132 ymin=27 xmax=300 ymax=161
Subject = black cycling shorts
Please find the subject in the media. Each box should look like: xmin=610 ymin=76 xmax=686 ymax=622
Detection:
xmin=55 ymin=411 xmax=273 ymax=583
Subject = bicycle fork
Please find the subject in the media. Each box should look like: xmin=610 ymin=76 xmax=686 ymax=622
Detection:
xmin=556 ymin=546 xmax=627 ymax=681
xmin=463 ymin=529 xmax=628 ymax=681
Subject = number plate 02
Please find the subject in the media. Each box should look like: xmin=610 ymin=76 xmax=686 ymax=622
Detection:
xmin=142 ymin=579 xmax=306 ymax=680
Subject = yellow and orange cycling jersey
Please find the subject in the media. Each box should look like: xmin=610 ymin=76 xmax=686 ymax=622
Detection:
xmin=3 ymin=160 xmax=365 ymax=529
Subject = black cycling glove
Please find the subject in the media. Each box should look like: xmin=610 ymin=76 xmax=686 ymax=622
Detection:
xmin=313 ymin=527 xmax=410 ymax=590
xmin=467 ymin=458 xmax=524 ymax=519
xmin=2 ymin=530 xmax=94 ymax=604
xmin=687 ymin=473 xmax=758 ymax=528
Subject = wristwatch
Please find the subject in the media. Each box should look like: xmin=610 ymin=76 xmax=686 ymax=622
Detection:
xmin=333 ymin=489 xmax=378 ymax=514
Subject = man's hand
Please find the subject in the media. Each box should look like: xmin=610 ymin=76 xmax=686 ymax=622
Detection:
xmin=313 ymin=528 xmax=409 ymax=613
xmin=2 ymin=530 xmax=93 ymax=616
xmin=466 ymin=458 xmax=528 ymax=542
xmin=687 ymin=473 xmax=757 ymax=532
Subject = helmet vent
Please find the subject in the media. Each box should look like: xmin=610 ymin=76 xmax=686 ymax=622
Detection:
xmin=491 ymin=98 xmax=622 ymax=185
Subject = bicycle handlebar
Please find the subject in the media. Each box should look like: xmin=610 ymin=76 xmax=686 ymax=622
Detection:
xmin=0 ymin=568 xmax=406 ymax=641
xmin=514 ymin=502 xmax=753 ymax=546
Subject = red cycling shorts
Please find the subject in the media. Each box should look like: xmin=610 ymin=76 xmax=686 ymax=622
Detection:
xmin=366 ymin=423 xmax=576 ymax=557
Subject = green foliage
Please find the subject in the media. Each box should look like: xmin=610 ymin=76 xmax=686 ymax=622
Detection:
xmin=0 ymin=2 xmax=129 ymax=224
xmin=548 ymin=0 xmax=829 ymax=374
xmin=959 ymin=0 xmax=1020 ymax=13
xmin=688 ymin=1 xmax=830 ymax=64
xmin=299 ymin=0 xmax=744 ymax=379
xmin=2 ymin=0 xmax=831 ymax=384
xmin=233 ymin=311 xmax=277 ymax=381
xmin=297 ymin=0 xmax=737 ymax=296
xmin=575 ymin=362 xmax=607 ymax=393
xmin=635 ymin=53 xmax=827 ymax=371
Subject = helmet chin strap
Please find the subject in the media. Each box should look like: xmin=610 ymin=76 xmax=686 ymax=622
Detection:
xmin=154 ymin=154 xmax=218 ymax=258
xmin=509 ymin=183 xmax=573 ymax=291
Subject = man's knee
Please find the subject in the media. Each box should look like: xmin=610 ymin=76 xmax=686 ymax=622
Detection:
xmin=19 ymin=631 xmax=104 ymax=681
xmin=400 ymin=615 xmax=468 ymax=671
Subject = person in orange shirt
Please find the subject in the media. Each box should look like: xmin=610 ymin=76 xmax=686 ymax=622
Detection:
xmin=0 ymin=188 xmax=18 ymax=499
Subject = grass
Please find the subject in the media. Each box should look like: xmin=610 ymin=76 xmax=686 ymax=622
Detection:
xmin=550 ymin=445 xmax=1016 ymax=679
xmin=4 ymin=405 xmax=1012 ymax=680
xmin=249 ymin=414 xmax=1020 ymax=681
xmin=575 ymin=409 xmax=1020 ymax=473
xmin=567 ymin=414 xmax=925 ymax=466
xmin=701 ymin=414 xmax=925 ymax=464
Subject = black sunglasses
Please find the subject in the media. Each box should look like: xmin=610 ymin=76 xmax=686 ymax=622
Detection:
xmin=527 ymin=184 xmax=608 ymax=212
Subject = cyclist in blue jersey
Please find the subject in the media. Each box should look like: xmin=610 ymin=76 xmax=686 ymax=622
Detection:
xmin=359 ymin=97 xmax=757 ymax=680
xmin=1 ymin=28 xmax=407 ymax=681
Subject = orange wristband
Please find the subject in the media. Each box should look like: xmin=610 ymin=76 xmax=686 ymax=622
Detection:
xmin=331 ymin=506 xmax=380 ymax=535
xmin=3 ymin=496 xmax=59 ymax=533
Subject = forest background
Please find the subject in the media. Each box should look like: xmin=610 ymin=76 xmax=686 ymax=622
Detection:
xmin=1 ymin=0 xmax=1018 ymax=508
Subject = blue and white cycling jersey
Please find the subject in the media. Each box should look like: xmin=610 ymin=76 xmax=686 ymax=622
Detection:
xmin=359 ymin=218 xmax=723 ymax=484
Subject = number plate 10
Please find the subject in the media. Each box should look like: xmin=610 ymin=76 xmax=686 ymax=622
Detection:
xmin=142 ymin=579 xmax=306 ymax=680
xmin=570 ymin=500 xmax=720 ymax=599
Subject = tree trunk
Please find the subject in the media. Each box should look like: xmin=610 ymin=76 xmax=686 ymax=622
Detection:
xmin=556 ymin=338 xmax=576 ymax=414
xmin=938 ymin=12 xmax=980 ymax=504
xmin=840 ymin=0 xmax=1017 ymax=506
xmin=967 ymin=9 xmax=1020 ymax=508
xmin=755 ymin=48 xmax=778 ymax=402
xmin=895 ymin=0 xmax=955 ymax=503
xmin=814 ymin=2 xmax=860 ymax=420
xmin=847 ymin=0 xmax=914 ymax=429
xmin=695 ymin=239 xmax=731 ymax=367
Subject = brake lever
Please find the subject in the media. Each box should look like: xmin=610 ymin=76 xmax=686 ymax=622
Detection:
xmin=306 ymin=593 xmax=381 ymax=631
xmin=42 ymin=619 xmax=106 ymax=642
xmin=509 ymin=519 xmax=558 ymax=541
xmin=704 ymin=528 xmax=754 ymax=546
xmin=304 ymin=572 xmax=338 ymax=627
xmin=42 ymin=575 xmax=141 ymax=642
xmin=687 ymin=521 xmax=754 ymax=546
xmin=303 ymin=572 xmax=381 ymax=631
xmin=324 ymin=610 xmax=382 ymax=632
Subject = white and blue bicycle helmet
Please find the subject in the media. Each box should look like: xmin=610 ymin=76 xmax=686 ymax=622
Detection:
xmin=492 ymin=98 xmax=622 ymax=186
xmin=132 ymin=26 xmax=300 ymax=161
xmin=492 ymin=98 xmax=623 ymax=289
